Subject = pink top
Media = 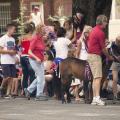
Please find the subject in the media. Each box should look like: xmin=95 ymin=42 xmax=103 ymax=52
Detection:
xmin=29 ymin=34 xmax=45 ymax=61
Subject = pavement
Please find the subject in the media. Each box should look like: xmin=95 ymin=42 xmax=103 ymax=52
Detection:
xmin=0 ymin=98 xmax=120 ymax=120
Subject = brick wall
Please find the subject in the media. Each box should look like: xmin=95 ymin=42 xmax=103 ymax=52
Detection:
xmin=44 ymin=0 xmax=53 ymax=24
xmin=0 ymin=0 xmax=73 ymax=25
xmin=23 ymin=0 xmax=72 ymax=24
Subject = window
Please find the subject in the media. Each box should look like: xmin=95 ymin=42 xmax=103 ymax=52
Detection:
xmin=0 ymin=3 xmax=11 ymax=35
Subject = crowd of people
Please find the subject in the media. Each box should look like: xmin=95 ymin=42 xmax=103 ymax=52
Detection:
xmin=0 ymin=7 xmax=120 ymax=106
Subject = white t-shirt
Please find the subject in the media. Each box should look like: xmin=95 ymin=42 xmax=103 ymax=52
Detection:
xmin=54 ymin=37 xmax=71 ymax=59
xmin=65 ymin=29 xmax=73 ymax=39
xmin=0 ymin=34 xmax=16 ymax=64
xmin=79 ymin=40 xmax=88 ymax=60
xmin=31 ymin=12 xmax=42 ymax=27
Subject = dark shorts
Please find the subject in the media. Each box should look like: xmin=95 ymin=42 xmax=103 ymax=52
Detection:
xmin=1 ymin=64 xmax=17 ymax=78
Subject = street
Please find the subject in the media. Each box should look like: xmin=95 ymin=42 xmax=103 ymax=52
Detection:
xmin=0 ymin=98 xmax=120 ymax=120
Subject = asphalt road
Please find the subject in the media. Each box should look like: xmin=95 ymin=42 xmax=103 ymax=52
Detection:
xmin=0 ymin=98 xmax=120 ymax=120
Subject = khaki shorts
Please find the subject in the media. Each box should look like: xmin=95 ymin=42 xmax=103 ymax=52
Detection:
xmin=87 ymin=54 xmax=102 ymax=79
xmin=110 ymin=62 xmax=120 ymax=71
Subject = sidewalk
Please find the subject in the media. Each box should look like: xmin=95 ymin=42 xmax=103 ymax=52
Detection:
xmin=0 ymin=98 xmax=120 ymax=120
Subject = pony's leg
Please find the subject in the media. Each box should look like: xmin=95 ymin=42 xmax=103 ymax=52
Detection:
xmin=83 ymin=80 xmax=93 ymax=104
xmin=83 ymin=80 xmax=89 ymax=103
xmin=64 ymin=93 xmax=67 ymax=103
xmin=61 ymin=73 xmax=72 ymax=104
xmin=61 ymin=84 xmax=66 ymax=104
xmin=66 ymin=85 xmax=71 ymax=103
xmin=61 ymin=82 xmax=71 ymax=104
xmin=88 ymin=81 xmax=93 ymax=103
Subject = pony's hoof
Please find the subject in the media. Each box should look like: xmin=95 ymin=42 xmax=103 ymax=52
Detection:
xmin=27 ymin=97 xmax=30 ymax=100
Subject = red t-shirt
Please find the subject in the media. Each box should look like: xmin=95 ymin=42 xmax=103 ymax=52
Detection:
xmin=29 ymin=34 xmax=45 ymax=61
xmin=21 ymin=40 xmax=30 ymax=55
xmin=88 ymin=25 xmax=105 ymax=55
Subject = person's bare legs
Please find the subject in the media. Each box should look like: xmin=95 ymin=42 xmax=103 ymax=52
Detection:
xmin=95 ymin=77 xmax=102 ymax=97
xmin=0 ymin=77 xmax=11 ymax=97
xmin=11 ymin=78 xmax=18 ymax=95
xmin=74 ymin=85 xmax=80 ymax=102
xmin=112 ymin=70 xmax=118 ymax=98
xmin=11 ymin=79 xmax=15 ymax=95
xmin=6 ymin=78 xmax=13 ymax=95
xmin=14 ymin=79 xmax=18 ymax=95
xmin=92 ymin=79 xmax=96 ymax=98
xmin=102 ymin=79 xmax=108 ymax=90
xmin=92 ymin=77 xmax=103 ymax=105
xmin=0 ymin=77 xmax=10 ymax=88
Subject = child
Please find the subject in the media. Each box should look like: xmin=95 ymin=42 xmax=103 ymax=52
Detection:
xmin=54 ymin=27 xmax=72 ymax=60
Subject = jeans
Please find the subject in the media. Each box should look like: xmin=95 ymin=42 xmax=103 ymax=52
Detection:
xmin=27 ymin=58 xmax=45 ymax=97
xmin=20 ymin=56 xmax=35 ymax=89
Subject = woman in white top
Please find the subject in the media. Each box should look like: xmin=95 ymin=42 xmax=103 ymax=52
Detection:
xmin=76 ymin=25 xmax=92 ymax=60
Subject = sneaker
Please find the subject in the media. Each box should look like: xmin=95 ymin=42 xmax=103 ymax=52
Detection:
xmin=96 ymin=98 xmax=105 ymax=106
xmin=35 ymin=95 xmax=48 ymax=101
xmin=91 ymin=99 xmax=97 ymax=105
xmin=4 ymin=95 xmax=12 ymax=99
xmin=24 ymin=88 xmax=30 ymax=100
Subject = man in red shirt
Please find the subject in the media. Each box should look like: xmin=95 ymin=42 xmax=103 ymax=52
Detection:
xmin=88 ymin=15 xmax=112 ymax=105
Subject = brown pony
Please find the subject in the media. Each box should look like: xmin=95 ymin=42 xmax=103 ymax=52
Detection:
xmin=60 ymin=57 xmax=93 ymax=103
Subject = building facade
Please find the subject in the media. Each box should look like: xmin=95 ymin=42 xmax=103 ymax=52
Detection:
xmin=0 ymin=0 xmax=72 ymax=35
xmin=109 ymin=0 xmax=120 ymax=40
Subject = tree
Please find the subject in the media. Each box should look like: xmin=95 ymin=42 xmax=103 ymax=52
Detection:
xmin=73 ymin=0 xmax=112 ymax=26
